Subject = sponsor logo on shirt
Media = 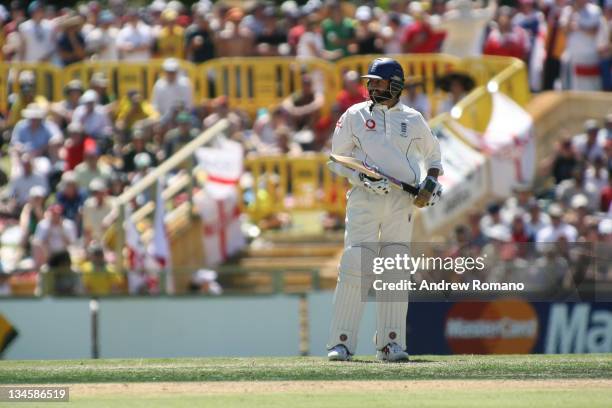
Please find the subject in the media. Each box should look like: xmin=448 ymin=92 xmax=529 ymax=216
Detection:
xmin=365 ymin=119 xmax=376 ymax=130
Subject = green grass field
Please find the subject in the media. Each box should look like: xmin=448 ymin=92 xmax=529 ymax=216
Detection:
xmin=1 ymin=354 xmax=611 ymax=407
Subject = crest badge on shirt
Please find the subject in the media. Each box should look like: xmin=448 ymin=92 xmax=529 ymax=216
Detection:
xmin=400 ymin=122 xmax=408 ymax=137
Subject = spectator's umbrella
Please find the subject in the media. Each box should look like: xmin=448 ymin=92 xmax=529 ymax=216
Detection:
xmin=436 ymin=72 xmax=475 ymax=92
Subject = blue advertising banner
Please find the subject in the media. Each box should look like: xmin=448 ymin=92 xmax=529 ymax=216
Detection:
xmin=406 ymin=301 xmax=612 ymax=354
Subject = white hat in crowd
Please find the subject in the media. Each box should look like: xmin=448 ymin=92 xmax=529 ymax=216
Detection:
xmin=162 ymin=58 xmax=180 ymax=72
xmin=22 ymin=104 xmax=47 ymax=119
xmin=80 ymin=89 xmax=99 ymax=104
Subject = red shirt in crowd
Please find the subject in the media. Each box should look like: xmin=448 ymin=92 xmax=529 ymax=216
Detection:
xmin=483 ymin=26 xmax=529 ymax=60
xmin=402 ymin=22 xmax=446 ymax=53
xmin=336 ymin=85 xmax=368 ymax=113
xmin=601 ymin=186 xmax=612 ymax=212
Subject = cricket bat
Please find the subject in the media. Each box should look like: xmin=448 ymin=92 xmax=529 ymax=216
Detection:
xmin=329 ymin=154 xmax=420 ymax=196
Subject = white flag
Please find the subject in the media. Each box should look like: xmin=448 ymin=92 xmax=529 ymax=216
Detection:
xmin=124 ymin=205 xmax=146 ymax=271
xmin=149 ymin=178 xmax=174 ymax=293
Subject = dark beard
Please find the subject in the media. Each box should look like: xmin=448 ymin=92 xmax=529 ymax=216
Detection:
xmin=369 ymin=89 xmax=394 ymax=104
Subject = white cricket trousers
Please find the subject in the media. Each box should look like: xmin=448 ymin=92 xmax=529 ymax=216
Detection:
xmin=327 ymin=186 xmax=415 ymax=354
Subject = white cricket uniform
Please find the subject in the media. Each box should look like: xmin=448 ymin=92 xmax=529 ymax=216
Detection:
xmin=327 ymin=100 xmax=443 ymax=354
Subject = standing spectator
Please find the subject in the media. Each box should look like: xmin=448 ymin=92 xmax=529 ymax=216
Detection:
xmin=72 ymin=90 xmax=112 ymax=149
xmin=117 ymin=9 xmax=153 ymax=61
xmin=155 ymin=8 xmax=184 ymax=59
xmin=82 ymin=178 xmax=113 ymax=246
xmin=185 ymin=9 xmax=215 ymax=63
xmin=151 ymin=58 xmax=193 ymax=117
xmin=543 ymin=0 xmax=569 ymax=90
xmin=572 ymin=119 xmax=605 ymax=161
xmin=18 ymin=1 xmax=56 ymax=63
xmin=321 ymin=2 xmax=355 ymax=59
xmin=484 ymin=6 xmax=530 ymax=60
xmin=400 ymin=77 xmax=431 ymax=119
xmin=402 ymin=2 xmax=446 ymax=53
xmin=85 ymin=10 xmax=119 ymax=61
xmin=560 ymin=0 xmax=608 ymax=90
xmin=435 ymin=0 xmax=497 ymax=58
xmin=32 ymin=204 xmax=78 ymax=295
xmin=56 ymin=14 xmax=86 ymax=66
xmin=551 ymin=137 xmax=578 ymax=184
xmin=334 ymin=70 xmax=367 ymax=114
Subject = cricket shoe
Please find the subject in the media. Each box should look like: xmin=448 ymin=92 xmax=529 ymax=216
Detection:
xmin=376 ymin=343 xmax=409 ymax=362
xmin=327 ymin=344 xmax=351 ymax=361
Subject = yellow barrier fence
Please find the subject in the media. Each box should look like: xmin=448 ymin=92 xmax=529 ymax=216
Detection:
xmin=0 ymin=63 xmax=61 ymax=113
xmin=241 ymin=153 xmax=348 ymax=221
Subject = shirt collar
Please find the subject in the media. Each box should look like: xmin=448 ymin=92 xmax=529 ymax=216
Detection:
xmin=372 ymin=100 xmax=404 ymax=112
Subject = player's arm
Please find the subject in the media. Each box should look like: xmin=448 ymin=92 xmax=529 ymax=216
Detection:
xmin=327 ymin=111 xmax=360 ymax=183
xmin=414 ymin=115 xmax=444 ymax=207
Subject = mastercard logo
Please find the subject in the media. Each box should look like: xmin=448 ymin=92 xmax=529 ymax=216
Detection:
xmin=445 ymin=299 xmax=538 ymax=354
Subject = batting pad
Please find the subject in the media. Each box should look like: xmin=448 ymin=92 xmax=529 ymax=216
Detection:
xmin=326 ymin=270 xmax=365 ymax=355
xmin=375 ymin=298 xmax=408 ymax=350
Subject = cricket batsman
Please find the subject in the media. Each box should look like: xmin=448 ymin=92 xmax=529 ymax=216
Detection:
xmin=326 ymin=57 xmax=443 ymax=361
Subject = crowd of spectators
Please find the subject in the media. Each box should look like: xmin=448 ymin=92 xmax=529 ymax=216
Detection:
xmin=446 ymin=115 xmax=612 ymax=290
xmin=0 ymin=0 xmax=610 ymax=297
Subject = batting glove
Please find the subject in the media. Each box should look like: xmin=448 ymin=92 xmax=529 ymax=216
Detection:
xmin=358 ymin=172 xmax=390 ymax=195
xmin=419 ymin=176 xmax=442 ymax=206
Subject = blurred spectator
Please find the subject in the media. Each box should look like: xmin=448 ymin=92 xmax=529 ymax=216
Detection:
xmin=85 ymin=10 xmax=119 ymax=61
xmin=89 ymin=72 xmax=115 ymax=108
xmin=400 ymin=77 xmax=430 ymax=119
xmin=511 ymin=214 xmax=534 ymax=243
xmin=32 ymin=204 xmax=78 ymax=294
xmin=600 ymin=113 xmax=612 ymax=142
xmin=297 ymin=14 xmax=342 ymax=60
xmin=18 ymin=185 xmax=46 ymax=253
xmin=481 ymin=202 xmax=510 ymax=239
xmin=116 ymin=90 xmax=159 ymax=133
xmin=156 ymin=8 xmax=184 ymax=59
xmin=501 ymin=183 xmax=534 ymax=224
xmin=78 ymin=241 xmax=124 ymax=296
xmin=600 ymin=174 xmax=612 ymax=212
xmin=188 ymin=269 xmax=223 ymax=295
xmin=436 ymin=0 xmax=497 ymax=57
xmin=556 ymin=164 xmax=599 ymax=211
xmin=484 ymin=6 xmax=530 ymax=60
xmin=436 ymin=72 xmax=475 ymax=115
xmin=353 ymin=6 xmax=381 ymax=55
xmin=560 ymin=0 xmax=608 ymax=90
xmin=281 ymin=73 xmax=324 ymax=131
xmin=215 ymin=7 xmax=254 ymax=57
xmin=586 ymin=155 xmax=609 ymax=190
xmin=322 ymin=2 xmax=355 ymax=59
xmin=18 ymin=1 xmax=56 ymax=63
xmin=185 ymin=9 xmax=215 ymax=63
xmin=6 ymin=70 xmax=49 ymax=128
xmin=255 ymin=7 xmax=288 ymax=56
xmin=402 ymin=2 xmax=445 ymax=53
xmin=10 ymin=104 xmax=55 ymax=156
xmin=524 ymin=200 xmax=551 ymax=237
xmin=202 ymin=96 xmax=245 ymax=134
xmin=56 ymin=14 xmax=86 ymax=66
xmin=117 ymin=9 xmax=153 ymax=61
xmin=513 ymin=0 xmax=547 ymax=90
xmin=4 ymin=1 xmax=26 ymax=37
xmin=572 ymin=119 xmax=605 ymax=161
xmin=164 ymin=112 xmax=197 ymax=159
xmin=72 ymin=90 xmax=112 ymax=149
xmin=335 ymin=70 xmax=367 ymax=114
xmin=272 ymin=126 xmax=303 ymax=155
xmin=50 ymin=79 xmax=84 ymax=127
xmin=536 ymin=203 xmax=578 ymax=242
xmin=551 ymin=137 xmax=578 ymax=184
xmin=55 ymin=171 xmax=85 ymax=223
xmin=8 ymin=153 xmax=49 ymax=210
xmin=468 ymin=211 xmax=489 ymax=249
xmin=122 ymin=128 xmax=158 ymax=174
xmin=64 ymin=122 xmax=89 ymax=171
xmin=543 ymin=0 xmax=569 ymax=90
xmin=74 ymin=147 xmax=112 ymax=191
xmin=82 ymin=178 xmax=113 ymax=246
xmin=151 ymin=58 xmax=193 ymax=117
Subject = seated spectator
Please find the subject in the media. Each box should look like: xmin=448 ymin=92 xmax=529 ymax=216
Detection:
xmin=600 ymin=175 xmax=612 ymax=212
xmin=599 ymin=114 xmax=612 ymax=142
xmin=82 ymin=178 xmax=113 ymax=246
xmin=74 ymin=147 xmax=112 ymax=191
xmin=536 ymin=203 xmax=578 ymax=243
xmin=335 ymin=70 xmax=367 ymax=114
xmin=155 ymin=8 xmax=184 ymax=59
xmin=5 ymin=70 xmax=49 ymax=129
xmin=379 ymin=12 xmax=407 ymax=55
xmin=252 ymin=107 xmax=291 ymax=149
xmin=64 ymin=122 xmax=93 ymax=171
xmin=586 ymin=156 xmax=609 ymax=191
xmin=436 ymin=72 xmax=475 ymax=115
xmin=215 ymin=7 xmax=255 ymax=57
xmin=480 ymin=202 xmax=510 ymax=239
xmin=10 ymin=104 xmax=54 ymax=156
xmin=483 ymin=6 xmax=530 ymax=60
xmin=467 ymin=211 xmax=489 ymax=249
xmin=164 ymin=112 xmax=198 ymax=159
xmin=255 ymin=6 xmax=288 ymax=56
xmin=89 ymin=72 xmax=115 ymax=109
xmin=6 ymin=154 xmax=48 ymax=212
xmin=85 ymin=10 xmax=119 ymax=61
xmin=572 ymin=119 xmax=605 ymax=162
xmin=297 ymin=14 xmax=342 ymax=60
xmin=115 ymin=90 xmax=159 ymax=134
xmin=123 ymin=129 xmax=158 ymax=174
xmin=353 ymin=6 xmax=381 ymax=55
xmin=117 ymin=9 xmax=153 ymax=61
xmin=402 ymin=2 xmax=445 ymax=53
xmin=50 ymin=80 xmax=84 ymax=127
xmin=281 ymin=73 xmax=324 ymax=131
xmin=78 ymin=241 xmax=125 ymax=296
xmin=55 ymin=171 xmax=85 ymax=224
xmin=551 ymin=137 xmax=578 ymax=184
xmin=202 ymin=96 xmax=245 ymax=134
xmin=400 ymin=77 xmax=430 ymax=119
xmin=151 ymin=58 xmax=193 ymax=117
xmin=32 ymin=204 xmax=78 ymax=295
xmin=511 ymin=213 xmax=534 ymax=243
xmin=271 ymin=126 xmax=303 ymax=156
xmin=185 ymin=9 xmax=215 ymax=63
xmin=19 ymin=185 xmax=47 ymax=254
xmin=108 ymin=172 xmax=127 ymax=197
xmin=556 ymin=164 xmax=599 ymax=212
xmin=72 ymin=90 xmax=112 ymax=144
xmin=524 ymin=200 xmax=551 ymax=237
xmin=501 ymin=183 xmax=535 ymax=224
xmin=56 ymin=14 xmax=86 ymax=66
